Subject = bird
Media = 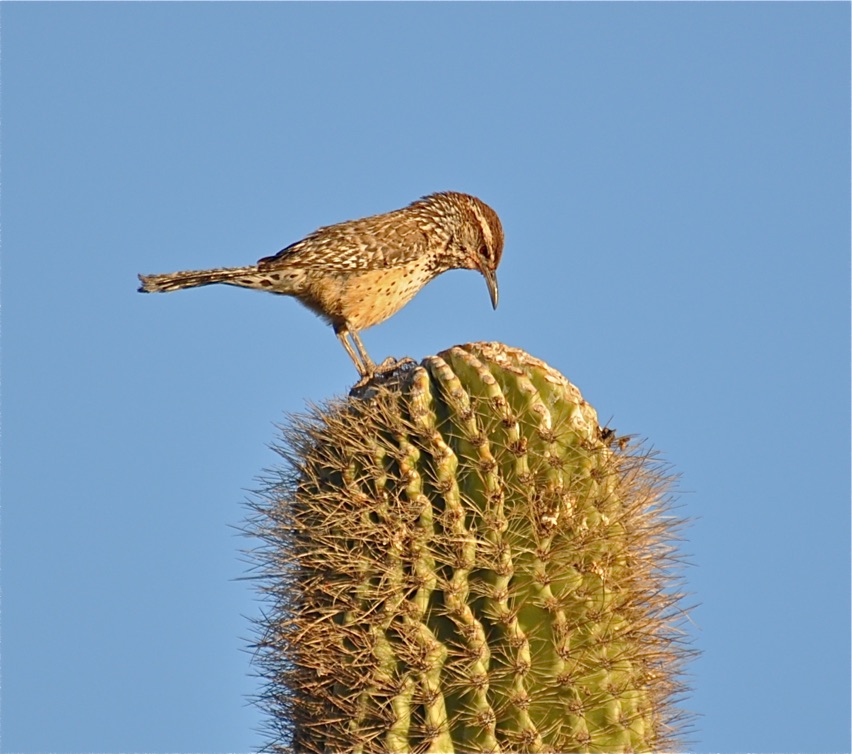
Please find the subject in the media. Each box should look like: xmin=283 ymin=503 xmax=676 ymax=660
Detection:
xmin=138 ymin=191 xmax=504 ymax=380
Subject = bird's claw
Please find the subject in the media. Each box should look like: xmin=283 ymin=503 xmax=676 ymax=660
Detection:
xmin=350 ymin=357 xmax=418 ymax=394
xmin=375 ymin=356 xmax=416 ymax=374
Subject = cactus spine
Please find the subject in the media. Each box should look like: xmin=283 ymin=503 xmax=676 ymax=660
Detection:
xmin=250 ymin=342 xmax=692 ymax=752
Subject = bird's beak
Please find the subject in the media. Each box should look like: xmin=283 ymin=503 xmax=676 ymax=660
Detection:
xmin=482 ymin=267 xmax=499 ymax=310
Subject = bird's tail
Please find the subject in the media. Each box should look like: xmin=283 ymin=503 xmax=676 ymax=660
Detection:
xmin=137 ymin=266 xmax=260 ymax=293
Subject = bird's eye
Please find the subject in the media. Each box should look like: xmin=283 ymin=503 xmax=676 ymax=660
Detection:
xmin=479 ymin=244 xmax=491 ymax=260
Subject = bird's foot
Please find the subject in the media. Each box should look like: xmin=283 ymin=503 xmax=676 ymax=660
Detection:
xmin=349 ymin=357 xmax=418 ymax=395
xmin=374 ymin=356 xmax=417 ymax=374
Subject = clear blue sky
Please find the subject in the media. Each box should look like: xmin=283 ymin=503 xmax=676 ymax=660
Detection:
xmin=3 ymin=3 xmax=849 ymax=752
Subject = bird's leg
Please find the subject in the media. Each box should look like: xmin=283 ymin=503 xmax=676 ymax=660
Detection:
xmin=348 ymin=329 xmax=378 ymax=374
xmin=351 ymin=330 xmax=415 ymax=376
xmin=342 ymin=327 xmax=414 ymax=384
xmin=335 ymin=327 xmax=369 ymax=377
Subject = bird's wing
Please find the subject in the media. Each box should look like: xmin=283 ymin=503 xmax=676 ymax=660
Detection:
xmin=257 ymin=216 xmax=430 ymax=272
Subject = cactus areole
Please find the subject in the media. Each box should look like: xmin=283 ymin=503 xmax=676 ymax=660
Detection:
xmin=249 ymin=342 xmax=692 ymax=753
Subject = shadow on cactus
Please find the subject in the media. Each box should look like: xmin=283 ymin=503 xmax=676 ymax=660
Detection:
xmin=246 ymin=342 xmax=695 ymax=753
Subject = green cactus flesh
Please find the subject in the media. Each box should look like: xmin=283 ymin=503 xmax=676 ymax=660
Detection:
xmin=250 ymin=342 xmax=692 ymax=753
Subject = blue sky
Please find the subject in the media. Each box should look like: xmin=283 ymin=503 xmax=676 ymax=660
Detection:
xmin=3 ymin=3 xmax=849 ymax=752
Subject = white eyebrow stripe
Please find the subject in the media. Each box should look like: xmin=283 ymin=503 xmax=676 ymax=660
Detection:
xmin=470 ymin=201 xmax=493 ymax=250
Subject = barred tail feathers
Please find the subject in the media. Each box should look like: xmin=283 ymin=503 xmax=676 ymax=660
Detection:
xmin=137 ymin=266 xmax=260 ymax=293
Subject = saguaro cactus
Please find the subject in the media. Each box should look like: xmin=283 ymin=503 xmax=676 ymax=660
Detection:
xmin=249 ymin=342 xmax=692 ymax=753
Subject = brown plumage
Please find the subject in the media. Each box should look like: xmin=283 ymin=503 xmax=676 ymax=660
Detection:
xmin=138 ymin=191 xmax=504 ymax=378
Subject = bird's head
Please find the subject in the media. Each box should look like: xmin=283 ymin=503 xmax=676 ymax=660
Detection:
xmin=455 ymin=194 xmax=504 ymax=309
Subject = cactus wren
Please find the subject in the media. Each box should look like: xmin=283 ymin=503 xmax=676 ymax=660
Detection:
xmin=138 ymin=191 xmax=504 ymax=379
